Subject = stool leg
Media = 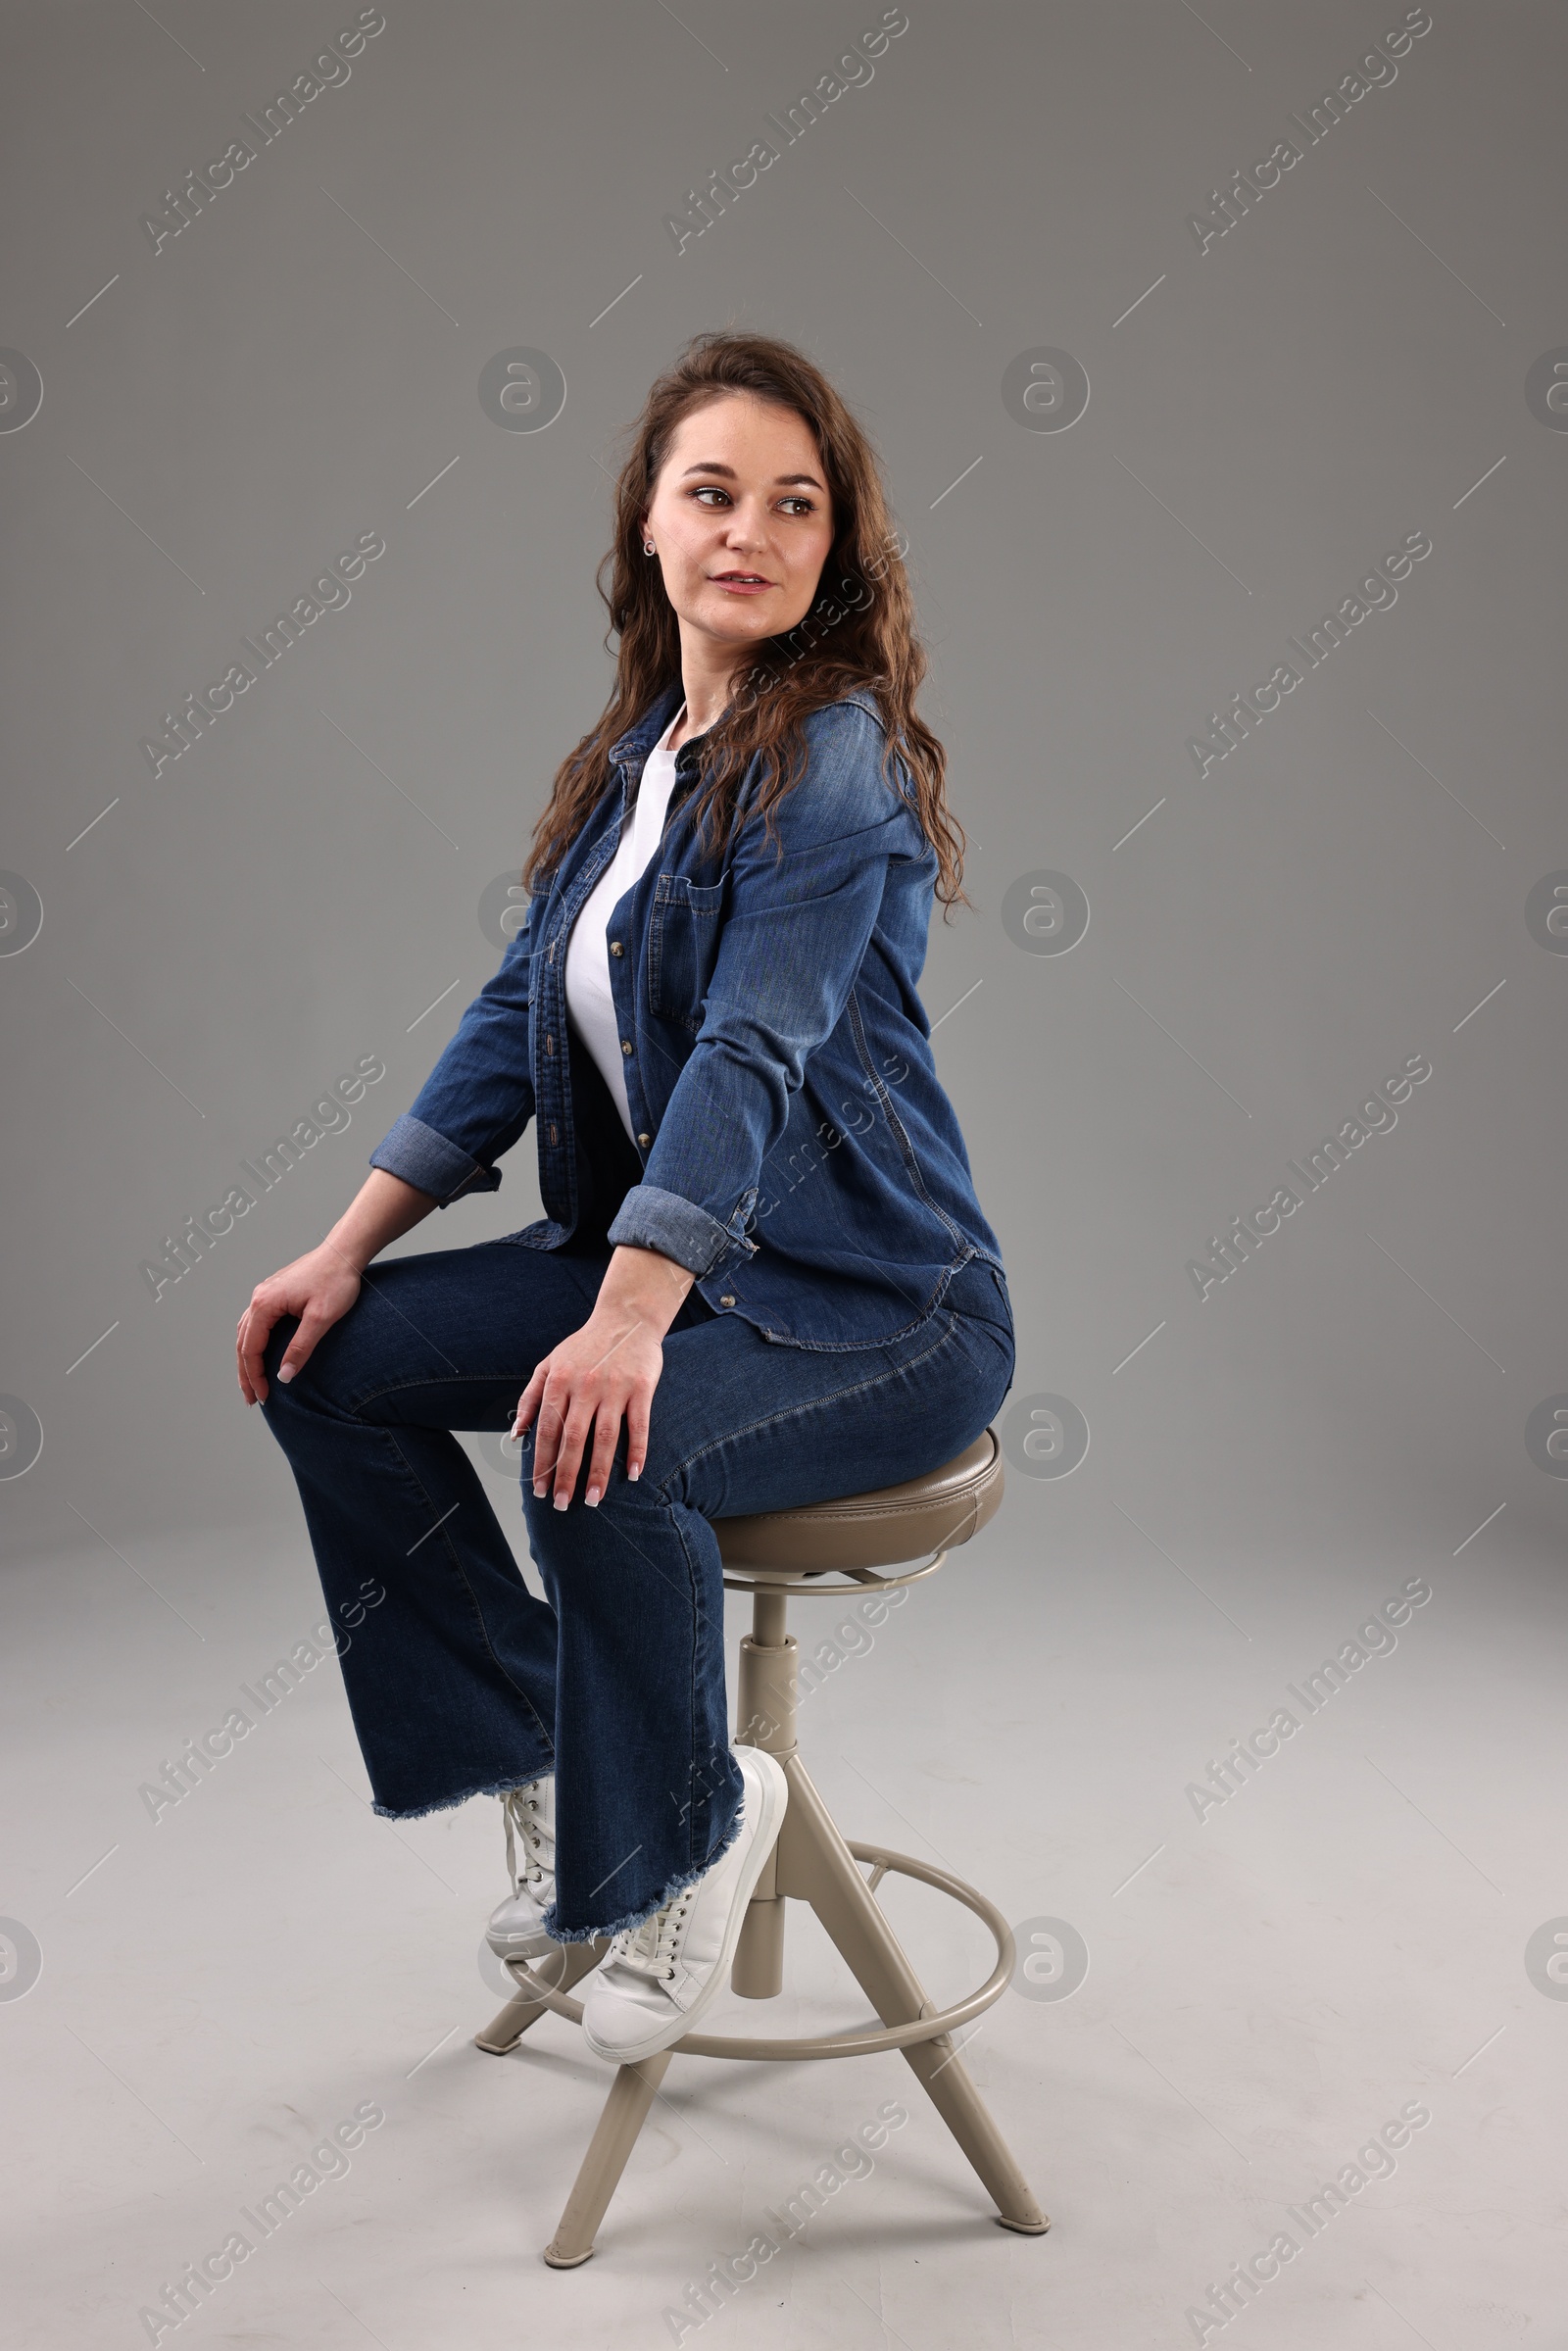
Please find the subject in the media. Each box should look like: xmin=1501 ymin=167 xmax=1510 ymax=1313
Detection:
xmin=474 ymin=1940 xmax=606 ymax=2055
xmin=778 ymin=1755 xmax=1050 ymax=2234
xmin=543 ymin=2053 xmax=673 ymax=2268
xmin=732 ymin=1618 xmax=799 ymax=1999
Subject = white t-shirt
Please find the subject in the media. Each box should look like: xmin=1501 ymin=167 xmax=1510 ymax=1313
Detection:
xmin=563 ymin=701 xmax=685 ymax=1142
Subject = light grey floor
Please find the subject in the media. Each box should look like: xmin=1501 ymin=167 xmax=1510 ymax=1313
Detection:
xmin=3 ymin=1463 xmax=1562 ymax=2349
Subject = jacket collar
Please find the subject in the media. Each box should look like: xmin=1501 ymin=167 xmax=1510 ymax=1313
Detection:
xmin=836 ymin=685 xmax=886 ymax=729
xmin=608 ymin=681 xmax=687 ymax=776
xmin=608 ymin=679 xmax=887 ymax=776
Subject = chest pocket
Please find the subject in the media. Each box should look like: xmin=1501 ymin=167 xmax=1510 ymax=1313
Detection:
xmin=648 ymin=871 xmax=728 ymax=1031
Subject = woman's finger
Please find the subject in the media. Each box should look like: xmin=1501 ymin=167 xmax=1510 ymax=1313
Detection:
xmin=548 ymin=1396 xmax=597 ymax=1509
xmin=623 ymin=1388 xmax=652 ymax=1484
xmin=275 ymin=1308 xmax=331 ymax=1386
xmin=528 ymin=1374 xmax=566 ymax=1484
xmin=582 ymin=1399 xmax=624 ymax=1507
xmin=238 ymin=1300 xmax=277 ymax=1404
xmin=511 ymin=1359 xmax=546 ymax=1440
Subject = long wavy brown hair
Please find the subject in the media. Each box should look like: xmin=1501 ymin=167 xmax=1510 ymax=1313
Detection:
xmin=520 ymin=329 xmax=967 ymax=918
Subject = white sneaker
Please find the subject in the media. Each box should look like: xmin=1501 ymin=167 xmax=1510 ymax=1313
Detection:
xmin=579 ymin=1746 xmax=788 ymax=2065
xmin=484 ymin=1776 xmax=558 ymax=1961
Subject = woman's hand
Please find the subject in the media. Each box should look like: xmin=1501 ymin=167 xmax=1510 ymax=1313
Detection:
xmin=237 ymin=1242 xmax=364 ymax=1404
xmin=513 ymin=1244 xmax=695 ymax=1508
xmin=235 ymin=1168 xmax=437 ymax=1405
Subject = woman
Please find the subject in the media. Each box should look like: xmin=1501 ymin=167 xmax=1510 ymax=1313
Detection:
xmin=236 ymin=329 xmax=1016 ymax=2068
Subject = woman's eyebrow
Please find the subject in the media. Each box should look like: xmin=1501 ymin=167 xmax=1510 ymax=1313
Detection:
xmin=679 ymin=461 xmax=826 ymax=490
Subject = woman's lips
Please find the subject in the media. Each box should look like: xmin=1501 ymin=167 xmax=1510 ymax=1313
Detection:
xmin=710 ymin=573 xmax=773 ymax=594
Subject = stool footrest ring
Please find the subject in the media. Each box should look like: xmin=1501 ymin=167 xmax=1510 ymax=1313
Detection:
xmin=503 ymin=1841 xmax=1015 ymax=2062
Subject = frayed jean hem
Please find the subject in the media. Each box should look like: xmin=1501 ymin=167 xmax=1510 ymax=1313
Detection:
xmin=370 ymin=1765 xmax=554 ymax=1823
xmin=541 ymin=1793 xmax=746 ymax=1945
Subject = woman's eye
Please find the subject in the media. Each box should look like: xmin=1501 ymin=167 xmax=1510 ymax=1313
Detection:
xmin=690 ymin=486 xmax=816 ymax=515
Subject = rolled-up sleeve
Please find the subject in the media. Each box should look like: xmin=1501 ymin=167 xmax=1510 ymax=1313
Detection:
xmin=608 ymin=1180 xmax=754 ymax=1279
xmin=368 ymin=904 xmax=536 ymax=1208
xmin=608 ymin=705 xmax=923 ymax=1277
xmin=369 ymin=1111 xmax=502 ymax=1205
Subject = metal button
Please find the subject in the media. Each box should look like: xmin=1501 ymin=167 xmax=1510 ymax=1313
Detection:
xmin=719 ymin=1294 xmax=735 ymax=1307
xmin=549 ymin=1122 xmax=558 ymax=1145
xmin=609 ymin=940 xmax=623 ymax=956
xmin=545 ymin=1034 xmax=554 ymax=1055
xmin=636 ymin=1131 xmax=651 ymax=1148
xmin=620 ymin=1039 xmax=632 ymax=1055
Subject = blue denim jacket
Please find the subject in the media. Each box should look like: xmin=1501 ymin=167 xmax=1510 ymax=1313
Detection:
xmin=369 ymin=680 xmax=1008 ymax=1350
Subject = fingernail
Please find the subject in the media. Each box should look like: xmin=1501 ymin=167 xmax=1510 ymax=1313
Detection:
xmin=586 ymin=1489 xmax=600 ymax=1508
xmin=533 ymin=1480 xmax=546 ymax=1497
xmin=277 ymin=1366 xmax=294 ymax=1384
xmin=628 ymin=1464 xmax=640 ymax=1482
xmin=554 ymin=1494 xmax=568 ymax=1512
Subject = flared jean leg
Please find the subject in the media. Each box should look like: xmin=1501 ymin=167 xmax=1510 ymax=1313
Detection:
xmin=521 ymin=1456 xmax=745 ymax=1942
xmin=255 ymin=1241 xmax=608 ymax=1816
xmin=262 ymin=1363 xmax=559 ymax=1816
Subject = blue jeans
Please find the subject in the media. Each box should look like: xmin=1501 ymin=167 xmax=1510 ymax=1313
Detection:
xmin=259 ymin=1240 xmax=1015 ymax=1941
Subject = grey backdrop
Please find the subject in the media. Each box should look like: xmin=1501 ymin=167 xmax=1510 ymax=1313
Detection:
xmin=4 ymin=3 xmax=1568 ymax=2340
xmin=4 ymin=2 xmax=1566 ymax=1562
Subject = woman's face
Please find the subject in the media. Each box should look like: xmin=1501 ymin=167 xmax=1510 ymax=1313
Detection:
xmin=642 ymin=393 xmax=836 ymax=668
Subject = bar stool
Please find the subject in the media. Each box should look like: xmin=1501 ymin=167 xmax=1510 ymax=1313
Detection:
xmin=474 ymin=1424 xmax=1051 ymax=2267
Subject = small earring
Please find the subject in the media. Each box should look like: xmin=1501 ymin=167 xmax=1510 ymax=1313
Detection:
xmin=643 ymin=540 xmax=656 ymax=556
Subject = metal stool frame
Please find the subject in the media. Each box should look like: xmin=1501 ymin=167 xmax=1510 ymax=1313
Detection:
xmin=474 ymin=1499 xmax=1051 ymax=2267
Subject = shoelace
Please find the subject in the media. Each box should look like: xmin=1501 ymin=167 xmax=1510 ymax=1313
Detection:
xmin=607 ymin=1886 xmax=698 ymax=1984
xmin=503 ymin=1781 xmax=550 ymax=1897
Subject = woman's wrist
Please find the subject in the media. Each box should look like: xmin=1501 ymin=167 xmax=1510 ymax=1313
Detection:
xmin=597 ymin=1243 xmax=696 ymax=1340
xmin=324 ymin=1169 xmax=437 ymax=1275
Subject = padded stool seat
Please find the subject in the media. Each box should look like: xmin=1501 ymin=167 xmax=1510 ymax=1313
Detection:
xmin=475 ymin=1423 xmax=1050 ymax=2267
xmin=714 ymin=1427 xmax=1004 ymax=1574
